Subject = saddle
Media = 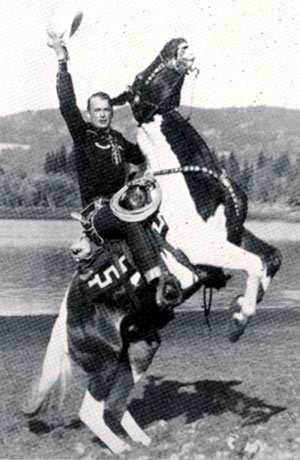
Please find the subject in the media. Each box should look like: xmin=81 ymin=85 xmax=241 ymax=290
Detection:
xmin=70 ymin=178 xmax=230 ymax=316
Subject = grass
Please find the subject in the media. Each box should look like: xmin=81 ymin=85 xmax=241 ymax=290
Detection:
xmin=1 ymin=308 xmax=300 ymax=459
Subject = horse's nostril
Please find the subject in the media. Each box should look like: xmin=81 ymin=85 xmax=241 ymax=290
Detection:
xmin=72 ymin=247 xmax=81 ymax=255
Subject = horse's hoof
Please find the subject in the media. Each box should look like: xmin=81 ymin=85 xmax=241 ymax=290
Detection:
xmin=21 ymin=400 xmax=41 ymax=417
xmin=228 ymin=299 xmax=250 ymax=343
xmin=228 ymin=315 xmax=248 ymax=343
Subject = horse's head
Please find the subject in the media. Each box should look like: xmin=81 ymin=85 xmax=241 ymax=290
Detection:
xmin=111 ymin=38 xmax=196 ymax=124
xmin=159 ymin=38 xmax=195 ymax=73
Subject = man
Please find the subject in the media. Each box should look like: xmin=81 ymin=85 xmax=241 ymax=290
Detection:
xmin=47 ymin=35 xmax=180 ymax=310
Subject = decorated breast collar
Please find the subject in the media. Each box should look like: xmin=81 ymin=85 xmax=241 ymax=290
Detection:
xmin=144 ymin=59 xmax=166 ymax=86
xmin=143 ymin=53 xmax=190 ymax=90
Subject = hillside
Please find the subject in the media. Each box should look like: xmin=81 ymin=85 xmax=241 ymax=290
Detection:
xmin=1 ymin=105 xmax=300 ymax=173
xmin=185 ymin=106 xmax=300 ymax=163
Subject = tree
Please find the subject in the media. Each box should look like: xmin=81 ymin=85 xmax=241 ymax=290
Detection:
xmin=55 ymin=145 xmax=68 ymax=174
xmin=44 ymin=151 xmax=55 ymax=174
xmin=272 ymin=152 xmax=292 ymax=178
xmin=66 ymin=147 xmax=77 ymax=176
xmin=256 ymin=151 xmax=267 ymax=170
xmin=240 ymin=160 xmax=253 ymax=192
xmin=218 ymin=154 xmax=227 ymax=171
xmin=43 ymin=145 xmax=68 ymax=175
xmin=227 ymin=152 xmax=241 ymax=183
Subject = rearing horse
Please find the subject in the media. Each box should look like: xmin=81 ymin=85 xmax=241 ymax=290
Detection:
xmin=112 ymin=38 xmax=282 ymax=340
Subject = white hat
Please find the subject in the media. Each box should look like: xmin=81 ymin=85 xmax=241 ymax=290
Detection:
xmin=47 ymin=5 xmax=83 ymax=41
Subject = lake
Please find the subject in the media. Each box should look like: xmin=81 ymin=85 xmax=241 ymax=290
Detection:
xmin=0 ymin=219 xmax=299 ymax=315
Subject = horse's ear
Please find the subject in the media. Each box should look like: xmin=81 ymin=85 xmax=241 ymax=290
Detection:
xmin=111 ymin=87 xmax=134 ymax=106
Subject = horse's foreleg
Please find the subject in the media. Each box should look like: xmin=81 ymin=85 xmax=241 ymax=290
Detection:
xmin=184 ymin=238 xmax=264 ymax=341
xmin=241 ymin=228 xmax=282 ymax=302
xmin=188 ymin=239 xmax=264 ymax=314
xmin=217 ymin=243 xmax=264 ymax=342
xmin=79 ymin=390 xmax=131 ymax=455
xmin=227 ymin=229 xmax=282 ymax=342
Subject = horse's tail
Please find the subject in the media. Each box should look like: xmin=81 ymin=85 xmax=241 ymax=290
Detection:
xmin=22 ymin=287 xmax=72 ymax=416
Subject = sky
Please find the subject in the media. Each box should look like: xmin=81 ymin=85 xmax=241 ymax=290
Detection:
xmin=0 ymin=0 xmax=299 ymax=117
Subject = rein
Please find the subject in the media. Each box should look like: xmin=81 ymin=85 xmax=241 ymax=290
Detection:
xmin=203 ymin=286 xmax=213 ymax=329
xmin=153 ymin=165 xmax=240 ymax=217
xmin=185 ymin=67 xmax=200 ymax=121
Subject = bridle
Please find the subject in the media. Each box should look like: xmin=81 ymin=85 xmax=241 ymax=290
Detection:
xmin=134 ymin=64 xmax=200 ymax=125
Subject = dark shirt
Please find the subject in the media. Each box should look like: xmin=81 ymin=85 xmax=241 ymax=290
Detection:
xmin=56 ymin=62 xmax=145 ymax=207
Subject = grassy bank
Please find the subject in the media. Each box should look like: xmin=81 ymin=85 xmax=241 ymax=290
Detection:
xmin=1 ymin=309 xmax=300 ymax=459
xmin=248 ymin=202 xmax=300 ymax=222
xmin=0 ymin=202 xmax=299 ymax=221
xmin=0 ymin=206 xmax=77 ymax=220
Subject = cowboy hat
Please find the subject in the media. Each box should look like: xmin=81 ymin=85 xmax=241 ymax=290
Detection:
xmin=47 ymin=5 xmax=83 ymax=44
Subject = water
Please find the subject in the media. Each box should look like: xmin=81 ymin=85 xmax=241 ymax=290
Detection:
xmin=0 ymin=219 xmax=299 ymax=316
xmin=0 ymin=220 xmax=80 ymax=316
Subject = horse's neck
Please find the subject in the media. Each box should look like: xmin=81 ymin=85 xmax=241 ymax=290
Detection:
xmin=138 ymin=111 xmax=221 ymax=175
xmin=137 ymin=63 xmax=184 ymax=105
xmin=163 ymin=111 xmax=221 ymax=171
xmin=149 ymin=71 xmax=183 ymax=109
xmin=138 ymin=115 xmax=179 ymax=172
xmin=132 ymin=67 xmax=184 ymax=125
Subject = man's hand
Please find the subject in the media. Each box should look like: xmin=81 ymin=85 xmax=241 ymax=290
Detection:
xmin=47 ymin=29 xmax=69 ymax=61
xmin=126 ymin=161 xmax=148 ymax=183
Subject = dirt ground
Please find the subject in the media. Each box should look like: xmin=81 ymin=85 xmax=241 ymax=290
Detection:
xmin=1 ymin=307 xmax=300 ymax=460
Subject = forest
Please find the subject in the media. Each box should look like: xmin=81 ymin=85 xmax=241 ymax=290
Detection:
xmin=0 ymin=144 xmax=299 ymax=212
xmin=0 ymin=105 xmax=299 ymax=217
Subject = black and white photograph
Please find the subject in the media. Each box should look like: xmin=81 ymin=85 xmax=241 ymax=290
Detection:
xmin=0 ymin=1 xmax=299 ymax=458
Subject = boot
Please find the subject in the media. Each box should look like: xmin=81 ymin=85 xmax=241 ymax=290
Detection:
xmin=154 ymin=273 xmax=182 ymax=310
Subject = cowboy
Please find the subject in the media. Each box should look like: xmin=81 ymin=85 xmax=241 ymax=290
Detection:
xmin=47 ymin=35 xmax=180 ymax=311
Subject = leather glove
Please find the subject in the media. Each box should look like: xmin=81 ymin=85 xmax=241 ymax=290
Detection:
xmin=47 ymin=29 xmax=69 ymax=61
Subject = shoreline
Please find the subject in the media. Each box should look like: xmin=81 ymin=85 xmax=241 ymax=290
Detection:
xmin=1 ymin=303 xmax=299 ymax=318
xmin=247 ymin=202 xmax=300 ymax=222
xmin=0 ymin=202 xmax=299 ymax=222
xmin=1 ymin=308 xmax=299 ymax=325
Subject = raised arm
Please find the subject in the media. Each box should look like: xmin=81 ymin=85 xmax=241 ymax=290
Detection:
xmin=48 ymin=36 xmax=86 ymax=141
